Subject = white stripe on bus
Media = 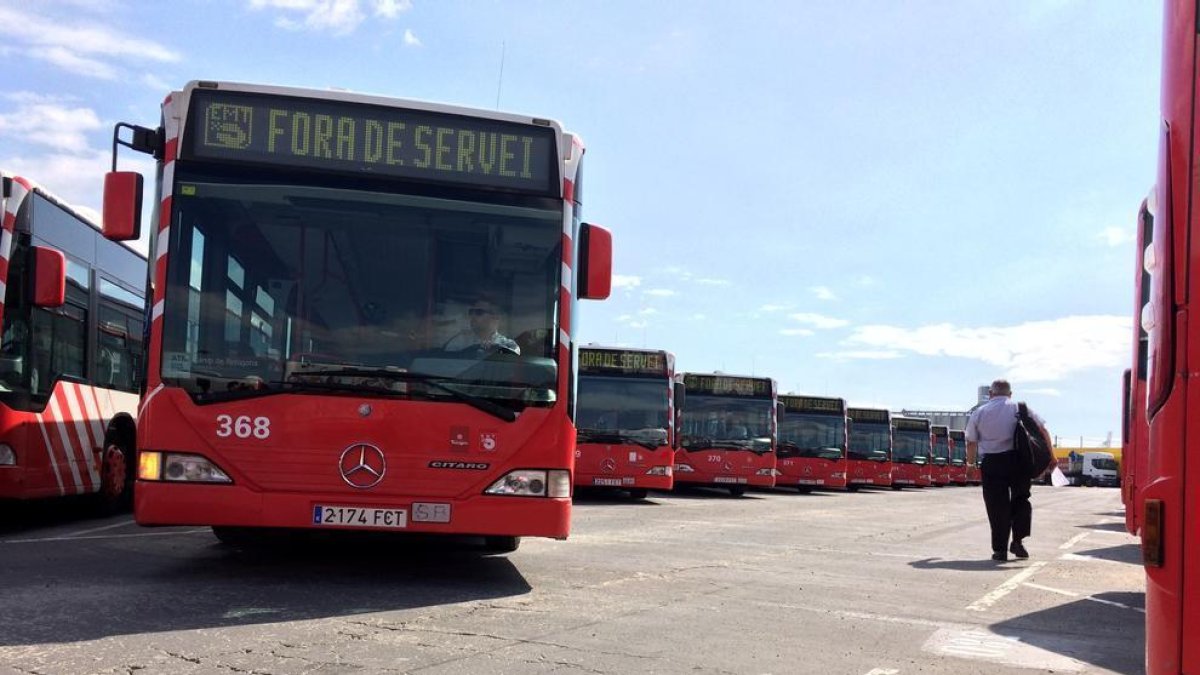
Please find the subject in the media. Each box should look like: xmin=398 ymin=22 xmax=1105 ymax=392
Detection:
xmin=78 ymin=384 xmax=108 ymax=451
xmin=155 ymin=226 xmax=170 ymax=261
xmin=63 ymin=383 xmax=101 ymax=484
xmin=35 ymin=412 xmax=66 ymax=496
xmin=47 ymin=389 xmax=88 ymax=494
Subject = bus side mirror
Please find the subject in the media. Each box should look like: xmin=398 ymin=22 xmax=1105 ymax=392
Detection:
xmin=578 ymin=223 xmax=612 ymax=300
xmin=32 ymin=246 xmax=65 ymax=308
xmin=673 ymin=382 xmax=686 ymax=448
xmin=102 ymin=171 xmax=143 ymax=242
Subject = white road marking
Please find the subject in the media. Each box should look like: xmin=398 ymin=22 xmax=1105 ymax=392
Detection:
xmin=1058 ymin=532 xmax=1090 ymax=550
xmin=1059 ymin=552 xmax=1126 ymax=564
xmin=1084 ymin=595 xmax=1145 ymax=613
xmin=923 ymin=628 xmax=1084 ymax=672
xmin=56 ymin=518 xmax=136 ymax=538
xmin=864 ymin=669 xmax=899 ymax=675
xmin=1023 ymin=582 xmax=1078 ymax=597
xmin=966 ymin=562 xmax=1048 ymax=612
xmin=1 ymin=528 xmax=208 ymax=544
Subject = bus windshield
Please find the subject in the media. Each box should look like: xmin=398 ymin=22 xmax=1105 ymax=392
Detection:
xmin=680 ymin=395 xmax=773 ymax=452
xmin=892 ymin=431 xmax=929 ymax=463
xmin=932 ymin=436 xmax=950 ymax=465
xmin=778 ymin=413 xmax=844 ymax=459
xmin=848 ymin=423 xmax=890 ymax=461
xmin=577 ymin=375 xmax=669 ymax=445
xmin=160 ymin=168 xmax=563 ymax=406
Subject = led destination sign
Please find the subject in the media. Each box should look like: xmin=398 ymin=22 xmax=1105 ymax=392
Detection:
xmin=579 ymin=348 xmax=667 ymax=376
xmin=683 ymin=374 xmax=772 ymax=398
xmin=848 ymin=408 xmax=889 ymax=423
xmin=186 ymin=89 xmax=559 ymax=194
xmin=892 ymin=418 xmax=930 ymax=432
xmin=780 ymin=395 xmax=844 ymax=414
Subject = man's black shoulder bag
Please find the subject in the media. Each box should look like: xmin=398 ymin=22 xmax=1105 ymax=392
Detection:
xmin=1014 ymin=402 xmax=1053 ymax=479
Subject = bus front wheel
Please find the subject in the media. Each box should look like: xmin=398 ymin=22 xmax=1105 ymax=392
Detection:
xmin=483 ymin=536 xmax=521 ymax=553
xmin=728 ymin=487 xmax=746 ymax=497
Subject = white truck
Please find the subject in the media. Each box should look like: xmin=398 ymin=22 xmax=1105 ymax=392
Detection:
xmin=1062 ymin=451 xmax=1120 ymax=487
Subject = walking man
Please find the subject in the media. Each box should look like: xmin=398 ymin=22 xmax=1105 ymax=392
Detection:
xmin=965 ymin=379 xmax=1053 ymax=562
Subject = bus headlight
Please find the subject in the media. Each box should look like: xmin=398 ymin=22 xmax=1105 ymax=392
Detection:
xmin=140 ymin=452 xmax=232 ymax=483
xmin=756 ymin=468 xmax=776 ymax=476
xmin=0 ymin=444 xmax=15 ymax=465
xmin=485 ymin=469 xmax=571 ymax=498
xmin=645 ymin=465 xmax=672 ymax=476
xmin=675 ymin=463 xmax=694 ymax=473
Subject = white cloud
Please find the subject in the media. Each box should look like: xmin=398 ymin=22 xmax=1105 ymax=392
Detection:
xmin=810 ymin=285 xmax=837 ymax=301
xmin=627 ymin=321 xmax=648 ymax=329
xmin=376 ymin=0 xmax=413 ymax=18
xmin=844 ymin=315 xmax=1131 ymax=381
xmin=249 ymin=0 xmax=410 ymax=35
xmin=779 ymin=328 xmax=815 ymax=337
xmin=816 ymin=350 xmax=903 ymax=360
xmin=616 ymin=314 xmax=634 ymax=323
xmin=1098 ymin=226 xmax=1135 ymax=247
xmin=856 ymin=275 xmax=876 ymax=287
xmin=0 ymin=97 xmax=103 ymax=152
xmin=695 ymin=277 xmax=730 ymax=286
xmin=638 ymin=307 xmax=658 ymax=316
xmin=790 ymin=312 xmax=850 ymax=329
xmin=692 ymin=313 xmax=707 ymax=320
xmin=645 ymin=288 xmax=676 ymax=297
xmin=1026 ymin=387 xmax=1063 ymax=397
xmin=612 ymin=274 xmax=642 ymax=290
xmin=141 ymin=73 xmax=172 ymax=92
xmin=0 ymin=5 xmax=179 ymax=80
xmin=760 ymin=304 xmax=789 ymax=313
xmin=403 ymin=28 xmax=422 ymax=47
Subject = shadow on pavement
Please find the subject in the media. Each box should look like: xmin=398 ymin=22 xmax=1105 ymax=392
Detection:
xmin=1072 ymin=543 xmax=1142 ymax=565
xmin=1078 ymin=521 xmax=1133 ymax=533
xmin=572 ymin=489 xmax=664 ymax=506
xmin=991 ymin=592 xmax=1145 ymax=675
xmin=665 ymin=486 xmax=768 ymax=500
xmin=0 ymin=496 xmax=125 ymax=536
xmin=908 ymin=557 xmax=1023 ymax=571
xmin=0 ymin=528 xmax=531 ymax=647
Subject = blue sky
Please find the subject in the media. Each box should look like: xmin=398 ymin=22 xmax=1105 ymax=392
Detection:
xmin=0 ymin=0 xmax=1161 ymax=444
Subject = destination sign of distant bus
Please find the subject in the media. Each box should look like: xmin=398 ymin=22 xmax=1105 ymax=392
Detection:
xmin=185 ymin=90 xmax=558 ymax=194
xmin=893 ymin=418 xmax=930 ymax=431
xmin=780 ymin=396 xmax=843 ymax=413
xmin=848 ymin=409 xmax=889 ymax=423
xmin=579 ymin=349 xmax=666 ymax=375
xmin=684 ymin=374 xmax=771 ymax=397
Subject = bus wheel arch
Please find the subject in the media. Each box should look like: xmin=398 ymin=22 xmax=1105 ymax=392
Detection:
xmin=99 ymin=413 xmax=137 ymax=512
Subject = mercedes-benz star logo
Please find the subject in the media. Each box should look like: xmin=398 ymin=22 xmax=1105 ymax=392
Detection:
xmin=339 ymin=443 xmax=386 ymax=489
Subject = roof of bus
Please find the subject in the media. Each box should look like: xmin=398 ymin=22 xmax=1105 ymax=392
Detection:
xmin=172 ymin=80 xmax=574 ymax=143
xmin=1 ymin=171 xmax=147 ymax=262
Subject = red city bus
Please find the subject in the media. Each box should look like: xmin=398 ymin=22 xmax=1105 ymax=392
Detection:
xmin=776 ymin=395 xmax=847 ymax=491
xmin=846 ymin=407 xmax=892 ymax=488
xmin=890 ymin=416 xmax=932 ymax=488
xmin=1124 ymin=198 xmax=1153 ymax=536
xmin=675 ymin=373 xmax=777 ymax=496
xmin=0 ymin=173 xmax=145 ymax=510
xmin=929 ymin=424 xmax=952 ymax=487
xmin=948 ymin=429 xmax=969 ymax=486
xmin=1140 ymin=3 xmax=1200 ymax=669
xmin=100 ymin=81 xmax=612 ymax=553
xmin=844 ymin=401 xmax=892 ymax=485
xmin=575 ymin=347 xmax=677 ymax=499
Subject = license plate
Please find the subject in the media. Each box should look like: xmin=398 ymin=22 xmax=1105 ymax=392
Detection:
xmin=797 ymin=479 xmax=819 ymax=485
xmin=713 ymin=476 xmax=746 ymax=484
xmin=593 ymin=477 xmax=623 ymax=487
xmin=313 ymin=505 xmax=408 ymax=529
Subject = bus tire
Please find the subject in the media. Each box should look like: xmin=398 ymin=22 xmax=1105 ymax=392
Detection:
xmin=891 ymin=485 xmax=903 ymax=491
xmin=98 ymin=439 xmax=134 ymax=514
xmin=729 ymin=487 xmax=747 ymax=497
xmin=212 ymin=526 xmax=257 ymax=548
xmin=483 ymin=536 xmax=521 ymax=553
xmin=846 ymin=484 xmax=860 ymax=492
xmin=628 ymin=489 xmax=649 ymax=500
xmin=796 ymin=486 xmax=812 ymax=494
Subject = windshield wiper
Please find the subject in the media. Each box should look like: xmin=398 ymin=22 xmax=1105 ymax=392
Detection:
xmin=286 ymin=368 xmax=519 ymax=422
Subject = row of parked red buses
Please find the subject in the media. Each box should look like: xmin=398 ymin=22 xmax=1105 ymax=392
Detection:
xmin=1122 ymin=3 xmax=1198 ymax=672
xmin=574 ymin=346 xmax=979 ymax=497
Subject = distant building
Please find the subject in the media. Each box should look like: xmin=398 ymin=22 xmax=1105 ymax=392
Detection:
xmin=977 ymin=385 xmax=991 ymax=405
xmin=900 ymin=410 xmax=972 ymax=431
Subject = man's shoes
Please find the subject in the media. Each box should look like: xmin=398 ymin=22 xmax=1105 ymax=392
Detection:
xmin=1010 ymin=540 xmax=1029 ymax=559
xmin=991 ymin=551 xmax=1007 ymax=562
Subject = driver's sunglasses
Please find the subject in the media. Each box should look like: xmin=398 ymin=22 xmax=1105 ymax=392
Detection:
xmin=468 ymin=307 xmax=495 ymax=317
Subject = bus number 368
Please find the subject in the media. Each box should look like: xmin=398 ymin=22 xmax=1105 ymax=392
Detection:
xmin=216 ymin=415 xmax=272 ymax=439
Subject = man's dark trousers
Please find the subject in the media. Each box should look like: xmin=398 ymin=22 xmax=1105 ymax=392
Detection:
xmin=981 ymin=450 xmax=1032 ymax=553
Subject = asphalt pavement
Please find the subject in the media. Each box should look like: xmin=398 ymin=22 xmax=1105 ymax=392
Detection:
xmin=0 ymin=484 xmax=1144 ymax=674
